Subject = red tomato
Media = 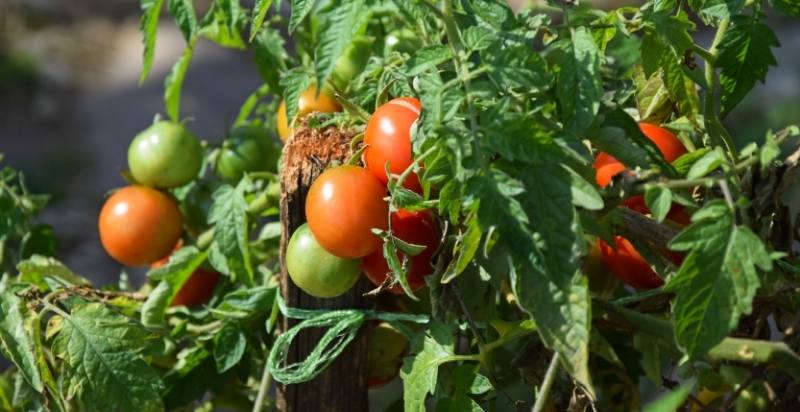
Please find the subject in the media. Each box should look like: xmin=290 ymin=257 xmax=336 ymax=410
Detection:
xmin=170 ymin=269 xmax=221 ymax=307
xmin=363 ymin=209 xmax=440 ymax=294
xmin=305 ymin=165 xmax=389 ymax=259
xmin=364 ymin=97 xmax=422 ymax=192
xmin=598 ymin=236 xmax=664 ymax=290
xmin=594 ymin=123 xmax=687 ymax=187
xmin=98 ymin=186 xmax=183 ymax=266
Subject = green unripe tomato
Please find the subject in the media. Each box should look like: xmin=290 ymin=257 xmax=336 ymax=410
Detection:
xmin=368 ymin=322 xmax=408 ymax=388
xmin=286 ymin=223 xmax=362 ymax=298
xmin=128 ymin=121 xmax=203 ymax=188
xmin=383 ymin=29 xmax=422 ymax=57
xmin=330 ymin=36 xmax=374 ymax=91
xmin=215 ymin=124 xmax=281 ymax=182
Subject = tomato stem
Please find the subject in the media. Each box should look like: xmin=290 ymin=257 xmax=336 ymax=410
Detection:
xmin=531 ymin=352 xmax=560 ymax=412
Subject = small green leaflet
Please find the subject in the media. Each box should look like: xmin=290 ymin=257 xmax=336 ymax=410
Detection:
xmin=555 ymin=27 xmax=602 ymax=136
xmin=648 ymin=11 xmax=695 ymax=57
xmin=482 ymin=42 xmax=552 ymax=93
xmin=213 ymin=322 xmax=246 ymax=373
xmin=695 ymin=0 xmax=746 ymax=23
xmin=249 ymin=0 xmax=274 ymax=41
xmin=644 ymin=186 xmax=672 ymax=223
xmin=208 ymin=184 xmax=254 ymax=284
xmin=289 ymin=0 xmax=316 ymax=33
xmin=442 ymin=214 xmax=482 ymax=283
xmin=666 ymin=201 xmax=773 ymax=359
xmin=686 ymin=148 xmax=724 ymax=179
xmin=141 ymin=246 xmax=209 ymax=326
xmin=164 ymin=42 xmax=195 ymax=121
xmin=17 ymin=255 xmax=90 ymax=291
xmin=469 ymin=0 xmax=517 ymax=30
xmin=52 ymin=303 xmax=165 ymax=411
xmin=167 ymin=0 xmax=197 ymax=42
xmin=138 ymin=0 xmax=165 ymax=84
xmin=280 ymin=68 xmax=312 ymax=126
xmin=401 ymin=322 xmax=457 ymax=412
xmin=314 ymin=0 xmax=367 ymax=92
xmin=717 ymin=14 xmax=779 ymax=117
xmin=0 ymin=286 xmax=44 ymax=392
xmin=661 ymin=50 xmax=701 ymax=117
xmin=406 ymin=46 xmax=453 ymax=77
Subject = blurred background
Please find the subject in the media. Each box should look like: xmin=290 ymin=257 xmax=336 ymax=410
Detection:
xmin=0 ymin=0 xmax=798 ymax=289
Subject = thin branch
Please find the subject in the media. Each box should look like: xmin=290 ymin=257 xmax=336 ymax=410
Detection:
xmin=253 ymin=355 xmax=273 ymax=412
xmin=532 ymin=352 xmax=560 ymax=412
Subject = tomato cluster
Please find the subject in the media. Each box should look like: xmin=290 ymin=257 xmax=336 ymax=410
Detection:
xmin=98 ymin=120 xmax=223 ymax=307
xmin=592 ymin=123 xmax=688 ymax=290
xmin=286 ymin=97 xmax=441 ymax=298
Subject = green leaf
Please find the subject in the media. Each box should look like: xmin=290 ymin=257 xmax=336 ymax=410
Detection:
xmin=253 ymin=28 xmax=288 ymax=93
xmin=213 ymin=322 xmax=246 ymax=373
xmin=17 ymin=255 xmax=89 ymax=291
xmin=212 ymin=285 xmax=276 ymax=319
xmin=141 ymin=246 xmax=208 ymax=325
xmin=771 ymin=0 xmax=800 ymax=16
xmin=634 ymin=65 xmax=672 ymax=123
xmin=208 ymin=184 xmax=254 ymax=284
xmin=648 ymin=11 xmax=695 ymax=56
xmin=406 ymin=46 xmax=453 ymax=77
xmin=661 ymin=50 xmax=701 ymax=117
xmin=686 ymin=148 xmax=724 ymax=179
xmin=482 ymin=42 xmax=552 ymax=93
xmin=167 ymin=0 xmax=197 ymax=42
xmin=666 ymin=201 xmax=773 ymax=358
xmin=470 ymin=161 xmax=592 ymax=393
xmin=138 ymin=0 xmax=165 ymax=84
xmin=198 ymin=1 xmax=245 ymax=49
xmin=164 ymin=43 xmax=195 ymax=121
xmin=468 ymin=0 xmax=517 ymax=30
xmin=645 ymin=186 xmax=672 ymax=223
xmin=249 ymin=0 xmax=273 ymax=41
xmin=314 ymin=0 xmax=367 ymax=91
xmin=401 ymin=323 xmax=456 ymax=412
xmin=289 ymin=0 xmax=316 ymax=33
xmin=555 ymin=27 xmax=602 ymax=135
xmin=442 ymin=214 xmax=482 ymax=283
xmin=280 ymin=68 xmax=312 ymax=126
xmin=462 ymin=26 xmax=496 ymax=51
xmin=0 ymin=287 xmax=43 ymax=392
xmin=642 ymin=384 xmax=692 ymax=412
xmin=696 ymin=0 xmax=745 ymax=22
xmin=717 ymin=14 xmax=779 ymax=117
xmin=52 ymin=303 xmax=165 ymax=411
xmin=640 ymin=31 xmax=666 ymax=78
xmin=634 ymin=333 xmax=662 ymax=384
xmin=566 ymin=166 xmax=604 ymax=211
xmin=592 ymin=108 xmax=674 ymax=173
xmin=672 ymin=148 xmax=711 ymax=175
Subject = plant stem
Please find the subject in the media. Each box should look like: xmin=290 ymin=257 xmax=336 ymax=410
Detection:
xmin=440 ymin=0 xmax=486 ymax=169
xmin=531 ymin=352 xmax=560 ymax=412
xmin=253 ymin=358 xmax=273 ymax=412
xmin=702 ymin=18 xmax=737 ymax=163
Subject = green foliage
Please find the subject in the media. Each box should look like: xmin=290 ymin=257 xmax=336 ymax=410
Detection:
xmin=3 ymin=0 xmax=800 ymax=410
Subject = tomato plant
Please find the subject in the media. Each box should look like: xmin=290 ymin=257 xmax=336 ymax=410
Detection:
xmin=128 ymin=120 xmax=204 ymax=188
xmin=98 ymin=185 xmax=183 ymax=266
xmin=364 ymin=97 xmax=422 ymax=192
xmin=363 ymin=209 xmax=439 ymax=293
xmin=305 ymin=165 xmax=388 ymax=259
xmin=286 ymin=223 xmax=362 ymax=298
xmin=215 ymin=123 xmax=281 ymax=182
xmin=3 ymin=1 xmax=800 ymax=412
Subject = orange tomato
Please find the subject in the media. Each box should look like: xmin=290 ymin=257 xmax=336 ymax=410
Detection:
xmin=364 ymin=97 xmax=422 ymax=192
xmin=598 ymin=236 xmax=664 ymax=290
xmin=305 ymin=165 xmax=389 ymax=259
xmin=98 ymin=186 xmax=183 ymax=266
xmin=277 ymin=85 xmax=341 ymax=142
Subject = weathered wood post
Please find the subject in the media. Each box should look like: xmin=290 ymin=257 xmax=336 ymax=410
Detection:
xmin=277 ymin=122 xmax=371 ymax=411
